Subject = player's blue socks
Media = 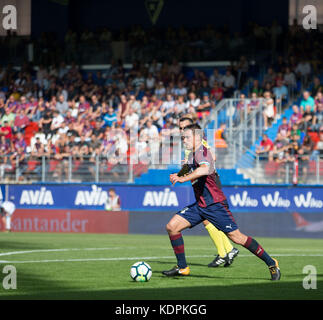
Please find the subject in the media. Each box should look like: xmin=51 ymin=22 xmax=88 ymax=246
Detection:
xmin=244 ymin=237 xmax=275 ymax=266
xmin=169 ymin=233 xmax=187 ymax=268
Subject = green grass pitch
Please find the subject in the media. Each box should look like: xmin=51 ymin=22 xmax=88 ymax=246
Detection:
xmin=0 ymin=233 xmax=322 ymax=300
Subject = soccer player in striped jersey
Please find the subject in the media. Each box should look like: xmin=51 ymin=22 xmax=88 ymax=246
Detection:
xmin=162 ymin=124 xmax=281 ymax=280
xmin=179 ymin=117 xmax=238 ymax=267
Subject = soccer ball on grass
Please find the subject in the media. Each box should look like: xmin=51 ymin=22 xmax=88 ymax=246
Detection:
xmin=130 ymin=261 xmax=152 ymax=282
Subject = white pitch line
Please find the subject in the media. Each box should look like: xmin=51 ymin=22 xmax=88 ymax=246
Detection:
xmin=0 ymin=248 xmax=121 ymax=257
xmin=1 ymin=253 xmax=323 ymax=264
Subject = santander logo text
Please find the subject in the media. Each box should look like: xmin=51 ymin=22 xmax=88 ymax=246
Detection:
xmin=294 ymin=192 xmax=323 ymax=208
xmin=229 ymin=191 xmax=258 ymax=207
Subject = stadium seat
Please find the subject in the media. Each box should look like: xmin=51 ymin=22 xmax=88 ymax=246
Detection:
xmin=27 ymin=160 xmax=40 ymax=172
xmin=24 ymin=122 xmax=39 ymax=146
xmin=49 ymin=160 xmax=59 ymax=172
xmin=265 ymin=161 xmax=280 ymax=176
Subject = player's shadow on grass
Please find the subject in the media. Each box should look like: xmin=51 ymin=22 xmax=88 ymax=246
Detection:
xmin=2 ymin=279 xmax=322 ymax=300
xmin=0 ymin=240 xmax=59 ymax=251
xmin=0 ymin=269 xmax=74 ymax=300
xmin=152 ymin=260 xmax=209 ymax=267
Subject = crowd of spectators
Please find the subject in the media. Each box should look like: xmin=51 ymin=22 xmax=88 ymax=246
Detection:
xmin=3 ymin=19 xmax=322 ymax=68
xmin=0 ymin=23 xmax=322 ymax=183
xmin=256 ymin=88 xmax=323 ymax=183
xmin=0 ymin=57 xmax=252 ymax=181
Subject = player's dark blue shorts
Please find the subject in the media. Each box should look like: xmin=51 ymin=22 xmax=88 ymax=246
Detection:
xmin=176 ymin=200 xmax=238 ymax=233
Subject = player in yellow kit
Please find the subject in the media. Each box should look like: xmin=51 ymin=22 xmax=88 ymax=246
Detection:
xmin=178 ymin=117 xmax=239 ymax=267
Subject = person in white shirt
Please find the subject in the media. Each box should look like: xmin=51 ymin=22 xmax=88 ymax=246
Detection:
xmin=1 ymin=201 xmax=16 ymax=232
xmin=222 ymin=70 xmax=235 ymax=97
xmin=161 ymin=94 xmax=175 ymax=117
xmin=142 ymin=120 xmax=160 ymax=164
xmin=186 ymin=92 xmax=200 ymax=113
xmin=105 ymin=188 xmax=121 ymax=211
xmin=125 ymin=107 xmax=139 ymax=131
xmin=146 ymin=73 xmax=156 ymax=90
xmin=263 ymin=91 xmax=275 ymax=130
xmin=51 ymin=110 xmax=65 ymax=133
xmin=174 ymin=82 xmax=187 ymax=97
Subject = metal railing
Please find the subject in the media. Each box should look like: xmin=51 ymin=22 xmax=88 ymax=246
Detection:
xmin=0 ymin=155 xmax=137 ymax=184
xmin=0 ymin=152 xmax=322 ymax=185
xmin=239 ymin=154 xmax=323 ymax=185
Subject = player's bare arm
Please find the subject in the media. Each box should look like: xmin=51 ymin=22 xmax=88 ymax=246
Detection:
xmin=170 ymin=164 xmax=211 ymax=185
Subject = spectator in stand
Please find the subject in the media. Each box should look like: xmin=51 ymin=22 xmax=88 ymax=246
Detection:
xmin=142 ymin=119 xmax=159 ymax=164
xmin=250 ymin=79 xmax=263 ymax=97
xmin=186 ymin=92 xmax=200 ymax=114
xmin=125 ymin=107 xmax=139 ymax=132
xmin=262 ymin=67 xmax=276 ymax=88
xmin=295 ymin=59 xmax=311 ymax=86
xmin=289 ymin=123 xmax=301 ymax=142
xmin=300 ymin=91 xmax=315 ymax=112
xmin=173 ymin=96 xmax=187 ymax=117
xmin=1 ymin=108 xmax=15 ymax=127
xmin=198 ymin=80 xmax=211 ymax=97
xmin=283 ymin=67 xmax=297 ymax=91
xmin=0 ymin=121 xmax=13 ymax=142
xmin=314 ymin=130 xmax=323 ymax=158
xmin=14 ymin=108 xmax=30 ymax=133
xmin=149 ymin=105 xmax=163 ymax=130
xmin=208 ymin=68 xmax=223 ymax=88
xmin=210 ymin=81 xmax=223 ymax=103
xmin=161 ymin=94 xmax=176 ymax=119
xmin=299 ymin=105 xmax=315 ymax=132
xmin=56 ymin=94 xmax=69 ymax=115
xmin=222 ymin=70 xmax=235 ymax=97
xmin=263 ymin=92 xmax=275 ymax=130
xmin=290 ymin=105 xmax=303 ymax=125
xmin=117 ymin=94 xmax=129 ymax=123
xmin=278 ymin=117 xmax=290 ymax=138
xmin=272 ymin=79 xmax=288 ymax=103
xmin=315 ymin=92 xmax=323 ymax=109
xmin=247 ymin=92 xmax=259 ymax=113
xmin=197 ymin=93 xmax=213 ymax=127
xmin=312 ymin=101 xmax=323 ymax=132
xmin=174 ymin=82 xmax=187 ymax=97
xmin=146 ymin=73 xmax=156 ymax=91
xmin=256 ymin=134 xmax=274 ymax=159
xmin=311 ymin=77 xmax=323 ymax=97
xmin=268 ymin=132 xmax=289 ymax=162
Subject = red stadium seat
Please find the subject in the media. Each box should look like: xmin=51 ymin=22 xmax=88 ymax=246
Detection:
xmin=265 ymin=160 xmax=280 ymax=176
xmin=27 ymin=160 xmax=40 ymax=172
xmin=72 ymin=160 xmax=81 ymax=172
xmin=49 ymin=160 xmax=59 ymax=172
xmin=24 ymin=122 xmax=39 ymax=145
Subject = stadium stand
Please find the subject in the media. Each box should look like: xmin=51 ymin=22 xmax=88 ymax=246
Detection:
xmin=0 ymin=22 xmax=322 ymax=185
